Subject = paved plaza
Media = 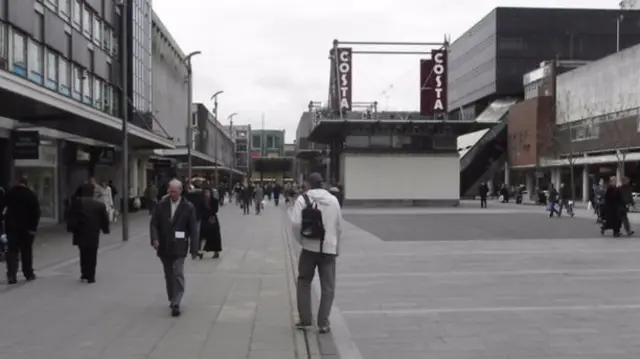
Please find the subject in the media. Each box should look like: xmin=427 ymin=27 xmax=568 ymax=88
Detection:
xmin=4 ymin=200 xmax=640 ymax=359
xmin=0 ymin=203 xmax=303 ymax=359
xmin=313 ymin=204 xmax=640 ymax=359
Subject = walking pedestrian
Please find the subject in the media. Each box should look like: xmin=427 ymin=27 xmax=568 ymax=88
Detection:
xmin=601 ymin=176 xmax=625 ymax=237
xmin=66 ymin=184 xmax=110 ymax=283
xmin=254 ymin=184 xmax=264 ymax=214
xmin=197 ymin=188 xmax=222 ymax=259
xmin=619 ymin=176 xmax=635 ymax=236
xmin=479 ymin=182 xmax=489 ymax=208
xmin=290 ymin=172 xmax=343 ymax=333
xmin=149 ymin=179 xmax=199 ymax=317
xmin=4 ymin=177 xmax=41 ymax=285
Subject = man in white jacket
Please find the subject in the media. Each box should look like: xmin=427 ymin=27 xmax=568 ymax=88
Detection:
xmin=290 ymin=172 xmax=342 ymax=333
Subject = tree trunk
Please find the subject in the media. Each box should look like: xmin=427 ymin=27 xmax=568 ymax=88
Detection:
xmin=569 ymin=159 xmax=576 ymax=203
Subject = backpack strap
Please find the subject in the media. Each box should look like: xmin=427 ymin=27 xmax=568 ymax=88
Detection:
xmin=301 ymin=193 xmax=314 ymax=208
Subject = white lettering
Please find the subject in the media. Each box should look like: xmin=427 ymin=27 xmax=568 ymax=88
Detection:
xmin=337 ymin=49 xmax=351 ymax=110
xmin=431 ymin=51 xmax=446 ymax=112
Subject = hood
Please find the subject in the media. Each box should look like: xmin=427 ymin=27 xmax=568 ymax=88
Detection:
xmin=305 ymin=188 xmax=336 ymax=205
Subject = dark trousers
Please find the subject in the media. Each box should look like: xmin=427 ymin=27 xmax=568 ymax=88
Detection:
xmin=480 ymin=197 xmax=487 ymax=208
xmin=622 ymin=212 xmax=633 ymax=233
xmin=274 ymin=196 xmax=280 ymax=206
xmin=79 ymin=245 xmax=98 ymax=280
xmin=242 ymin=200 xmax=250 ymax=214
xmin=297 ymin=249 xmax=336 ymax=327
xmin=6 ymin=231 xmax=35 ymax=280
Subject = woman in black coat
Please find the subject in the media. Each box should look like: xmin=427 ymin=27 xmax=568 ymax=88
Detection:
xmin=198 ymin=188 xmax=222 ymax=259
xmin=601 ymin=177 xmax=624 ymax=237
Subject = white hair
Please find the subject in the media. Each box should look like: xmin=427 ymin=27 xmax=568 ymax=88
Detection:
xmin=168 ymin=179 xmax=183 ymax=190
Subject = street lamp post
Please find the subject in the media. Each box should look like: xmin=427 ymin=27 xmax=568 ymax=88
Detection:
xmin=210 ymin=91 xmax=223 ymax=184
xmin=227 ymin=112 xmax=238 ymax=185
xmin=117 ymin=0 xmax=129 ymax=241
xmin=184 ymin=50 xmax=202 ymax=182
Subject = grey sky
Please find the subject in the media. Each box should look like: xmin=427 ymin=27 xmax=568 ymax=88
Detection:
xmin=153 ymin=0 xmax=617 ymax=142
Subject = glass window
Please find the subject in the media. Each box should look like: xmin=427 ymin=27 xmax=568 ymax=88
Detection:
xmin=252 ymin=135 xmax=261 ymax=149
xmin=12 ymin=32 xmax=26 ymax=77
xmin=92 ymin=16 xmax=101 ymax=45
xmin=112 ymin=88 xmax=120 ymax=117
xmin=103 ymin=25 xmax=111 ymax=53
xmin=65 ymin=33 xmax=71 ymax=57
xmin=82 ymin=6 xmax=91 ymax=37
xmin=60 ymin=0 xmax=71 ymax=19
xmin=59 ymin=58 xmax=70 ymax=95
xmin=28 ymin=40 xmax=44 ymax=84
xmin=73 ymin=0 xmax=81 ymax=28
xmin=83 ymin=70 xmax=92 ymax=104
xmin=34 ymin=12 xmax=44 ymax=42
xmin=112 ymin=32 xmax=118 ymax=57
xmin=93 ymin=77 xmax=101 ymax=109
xmin=267 ymin=135 xmax=274 ymax=149
xmin=72 ymin=64 xmax=82 ymax=100
xmin=45 ymin=50 xmax=57 ymax=90
xmin=0 ymin=23 xmax=7 ymax=64
xmin=103 ymin=83 xmax=111 ymax=114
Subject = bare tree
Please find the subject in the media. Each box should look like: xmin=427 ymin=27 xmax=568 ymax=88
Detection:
xmin=542 ymin=90 xmax=579 ymax=202
xmin=609 ymin=95 xmax=639 ymax=179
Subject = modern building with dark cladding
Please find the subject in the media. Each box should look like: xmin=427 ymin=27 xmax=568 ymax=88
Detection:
xmin=125 ymin=0 xmax=152 ymax=128
xmin=448 ymin=7 xmax=640 ymax=113
xmin=0 ymin=0 xmax=123 ymax=118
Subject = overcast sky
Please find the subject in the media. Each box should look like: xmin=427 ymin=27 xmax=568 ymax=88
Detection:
xmin=153 ymin=0 xmax=618 ymax=142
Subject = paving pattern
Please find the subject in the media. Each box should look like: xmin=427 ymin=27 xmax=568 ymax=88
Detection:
xmin=325 ymin=206 xmax=640 ymax=359
xmin=0 ymin=202 xmax=303 ymax=359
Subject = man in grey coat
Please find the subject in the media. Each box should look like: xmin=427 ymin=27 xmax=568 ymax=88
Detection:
xmin=150 ymin=179 xmax=198 ymax=317
xmin=254 ymin=184 xmax=264 ymax=215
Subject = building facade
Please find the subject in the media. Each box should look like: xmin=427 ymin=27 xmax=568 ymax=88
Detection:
xmin=251 ymin=129 xmax=285 ymax=158
xmin=192 ymin=103 xmax=234 ymax=169
xmin=151 ymin=9 xmax=187 ymax=144
xmin=127 ymin=0 xmax=152 ymax=128
xmin=233 ymin=124 xmax=251 ymax=176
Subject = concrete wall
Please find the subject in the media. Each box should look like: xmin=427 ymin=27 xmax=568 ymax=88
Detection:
xmin=556 ymin=43 xmax=640 ymax=124
xmin=151 ymin=12 xmax=188 ymax=145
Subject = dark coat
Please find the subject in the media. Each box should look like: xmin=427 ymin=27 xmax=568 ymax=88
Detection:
xmin=150 ymin=197 xmax=198 ymax=258
xmin=602 ymin=186 xmax=624 ymax=231
xmin=479 ymin=184 xmax=489 ymax=198
xmin=4 ymin=185 xmax=40 ymax=235
xmin=201 ymin=196 xmax=222 ymax=252
xmin=66 ymin=197 xmax=110 ymax=247
xmin=184 ymin=190 xmax=205 ymax=221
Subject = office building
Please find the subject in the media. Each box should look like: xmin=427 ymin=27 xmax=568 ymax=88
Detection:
xmin=250 ymin=128 xmax=291 ymax=182
xmin=232 ymin=124 xmax=251 ymax=177
xmin=0 ymin=0 xmax=174 ymax=223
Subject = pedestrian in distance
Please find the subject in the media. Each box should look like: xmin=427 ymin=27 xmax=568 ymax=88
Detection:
xmin=149 ymin=179 xmax=199 ymax=317
xmin=290 ymin=172 xmax=343 ymax=334
xmin=4 ymin=177 xmax=40 ymax=285
xmin=66 ymin=184 xmax=110 ymax=283
xmin=197 ymin=187 xmax=222 ymax=259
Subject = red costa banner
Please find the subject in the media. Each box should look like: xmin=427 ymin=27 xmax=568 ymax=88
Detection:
xmin=420 ymin=49 xmax=447 ymax=116
xmin=330 ymin=47 xmax=352 ymax=112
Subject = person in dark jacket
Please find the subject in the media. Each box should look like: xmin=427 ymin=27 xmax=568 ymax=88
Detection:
xmin=197 ymin=188 xmax=222 ymax=259
xmin=150 ymin=179 xmax=198 ymax=317
xmin=273 ymin=183 xmax=282 ymax=206
xmin=601 ymin=176 xmax=625 ymax=237
xmin=547 ymin=184 xmax=560 ymax=217
xmin=479 ymin=182 xmax=489 ymax=208
xmin=4 ymin=177 xmax=41 ymax=284
xmin=184 ymin=185 xmax=204 ymax=242
xmin=619 ymin=176 xmax=635 ymax=236
xmin=66 ymin=184 xmax=110 ymax=283
xmin=241 ymin=184 xmax=253 ymax=215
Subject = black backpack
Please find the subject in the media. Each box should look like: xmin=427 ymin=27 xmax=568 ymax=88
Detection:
xmin=300 ymin=194 xmax=326 ymax=250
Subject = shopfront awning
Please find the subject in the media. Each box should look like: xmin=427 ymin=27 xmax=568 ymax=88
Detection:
xmin=0 ymin=70 xmax=175 ymax=149
xmin=191 ymin=165 xmax=245 ymax=175
xmin=154 ymin=148 xmax=218 ymax=166
xmin=296 ymin=149 xmax=323 ymax=160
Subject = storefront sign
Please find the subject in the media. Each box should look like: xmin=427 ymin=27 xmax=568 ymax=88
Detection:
xmin=11 ymin=131 xmax=40 ymax=160
xmin=420 ymin=49 xmax=448 ymax=116
xmin=93 ymin=147 xmax=115 ymax=165
xmin=330 ymin=47 xmax=353 ymax=112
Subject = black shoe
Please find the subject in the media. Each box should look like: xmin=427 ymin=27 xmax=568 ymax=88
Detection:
xmin=25 ymin=274 xmax=36 ymax=281
xmin=295 ymin=321 xmax=312 ymax=330
xmin=87 ymin=278 xmax=96 ymax=283
xmin=171 ymin=306 xmax=181 ymax=317
xmin=318 ymin=326 xmax=331 ymax=334
xmin=213 ymin=252 xmax=220 ymax=258
xmin=7 ymin=277 xmax=17 ymax=285
xmin=628 ymin=231 xmax=635 ymax=236
xmin=199 ymin=252 xmax=204 ymax=259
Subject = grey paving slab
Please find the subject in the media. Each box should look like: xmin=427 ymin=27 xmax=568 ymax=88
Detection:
xmin=326 ymin=206 xmax=640 ymax=358
xmin=0 ymin=201 xmax=302 ymax=359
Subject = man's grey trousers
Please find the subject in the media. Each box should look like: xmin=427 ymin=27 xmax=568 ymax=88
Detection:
xmin=161 ymin=257 xmax=185 ymax=307
xmin=297 ymin=249 xmax=336 ymax=327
